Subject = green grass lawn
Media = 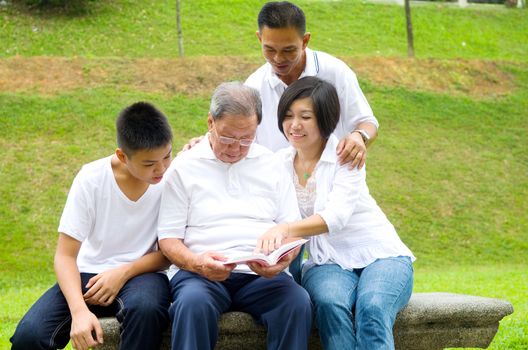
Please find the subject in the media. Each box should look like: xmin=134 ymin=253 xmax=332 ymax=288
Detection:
xmin=1 ymin=0 xmax=527 ymax=60
xmin=1 ymin=0 xmax=527 ymax=349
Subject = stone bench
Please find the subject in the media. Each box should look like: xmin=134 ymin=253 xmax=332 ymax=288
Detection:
xmin=97 ymin=292 xmax=513 ymax=350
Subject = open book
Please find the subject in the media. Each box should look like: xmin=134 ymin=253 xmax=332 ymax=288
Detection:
xmin=223 ymin=239 xmax=308 ymax=266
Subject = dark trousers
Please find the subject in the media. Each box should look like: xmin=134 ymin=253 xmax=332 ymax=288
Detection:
xmin=169 ymin=270 xmax=313 ymax=350
xmin=10 ymin=272 xmax=170 ymax=350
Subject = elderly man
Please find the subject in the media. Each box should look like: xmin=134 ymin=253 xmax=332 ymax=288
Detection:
xmin=158 ymin=82 xmax=312 ymax=350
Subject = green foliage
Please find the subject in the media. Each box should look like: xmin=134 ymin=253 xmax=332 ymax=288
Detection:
xmin=0 ymin=0 xmax=527 ymax=59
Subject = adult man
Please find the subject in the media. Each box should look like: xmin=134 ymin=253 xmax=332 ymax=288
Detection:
xmin=158 ymin=82 xmax=312 ymax=350
xmin=246 ymin=1 xmax=379 ymax=169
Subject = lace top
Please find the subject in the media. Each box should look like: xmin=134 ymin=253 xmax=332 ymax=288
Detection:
xmin=293 ymin=165 xmax=317 ymax=219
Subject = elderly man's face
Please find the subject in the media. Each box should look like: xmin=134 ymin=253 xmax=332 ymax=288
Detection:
xmin=207 ymin=114 xmax=258 ymax=164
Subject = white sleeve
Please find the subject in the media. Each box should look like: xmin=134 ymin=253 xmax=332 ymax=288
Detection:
xmin=316 ymin=164 xmax=365 ymax=234
xmin=57 ymin=168 xmax=94 ymax=242
xmin=275 ymin=161 xmax=302 ymax=223
xmin=157 ymin=166 xmax=189 ymax=240
xmin=338 ymin=66 xmax=379 ymax=133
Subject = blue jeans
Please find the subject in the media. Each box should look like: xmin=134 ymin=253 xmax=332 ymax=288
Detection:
xmin=168 ymin=270 xmax=312 ymax=350
xmin=302 ymin=257 xmax=413 ymax=350
xmin=10 ymin=272 xmax=170 ymax=350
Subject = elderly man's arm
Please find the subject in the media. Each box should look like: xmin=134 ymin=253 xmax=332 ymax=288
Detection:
xmin=159 ymin=238 xmax=235 ymax=281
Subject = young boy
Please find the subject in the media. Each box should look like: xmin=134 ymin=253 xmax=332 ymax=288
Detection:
xmin=11 ymin=102 xmax=173 ymax=350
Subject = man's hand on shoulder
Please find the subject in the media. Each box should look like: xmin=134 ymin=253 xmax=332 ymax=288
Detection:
xmin=83 ymin=267 xmax=127 ymax=306
xmin=336 ymin=132 xmax=367 ymax=170
xmin=178 ymin=135 xmax=204 ymax=156
xmin=70 ymin=308 xmax=103 ymax=350
xmin=193 ymin=251 xmax=235 ymax=281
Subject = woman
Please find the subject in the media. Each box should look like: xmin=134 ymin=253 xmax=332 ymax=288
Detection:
xmin=256 ymin=76 xmax=415 ymax=350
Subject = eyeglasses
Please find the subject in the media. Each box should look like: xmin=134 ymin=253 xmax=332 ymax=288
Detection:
xmin=212 ymin=127 xmax=255 ymax=147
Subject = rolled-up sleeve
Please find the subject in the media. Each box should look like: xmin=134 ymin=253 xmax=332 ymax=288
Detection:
xmin=316 ymin=164 xmax=366 ymax=235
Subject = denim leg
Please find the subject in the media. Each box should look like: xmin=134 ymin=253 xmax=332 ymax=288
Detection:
xmin=302 ymin=264 xmax=359 ymax=350
xmin=10 ymin=273 xmax=104 ymax=350
xmin=168 ymin=270 xmax=231 ymax=350
xmin=10 ymin=283 xmax=72 ymax=350
xmin=233 ymin=272 xmax=312 ymax=350
xmin=355 ymin=257 xmax=414 ymax=350
xmin=114 ymin=272 xmax=171 ymax=350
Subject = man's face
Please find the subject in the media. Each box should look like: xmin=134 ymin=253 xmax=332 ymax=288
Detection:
xmin=257 ymin=26 xmax=310 ymax=84
xmin=208 ymin=114 xmax=258 ymax=164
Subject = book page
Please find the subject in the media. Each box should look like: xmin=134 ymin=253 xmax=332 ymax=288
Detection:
xmin=223 ymin=239 xmax=307 ymax=266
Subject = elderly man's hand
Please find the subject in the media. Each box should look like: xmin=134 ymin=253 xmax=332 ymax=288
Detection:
xmin=247 ymin=246 xmax=300 ymax=279
xmin=193 ymin=251 xmax=235 ymax=281
xmin=336 ymin=132 xmax=366 ymax=169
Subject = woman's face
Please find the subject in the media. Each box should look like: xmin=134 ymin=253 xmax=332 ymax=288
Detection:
xmin=282 ymin=97 xmax=324 ymax=151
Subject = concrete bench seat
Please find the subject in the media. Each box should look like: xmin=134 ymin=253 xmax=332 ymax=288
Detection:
xmin=97 ymin=292 xmax=513 ymax=350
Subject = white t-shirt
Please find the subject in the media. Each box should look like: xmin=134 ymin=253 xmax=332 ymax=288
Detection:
xmin=58 ymin=156 xmax=162 ymax=273
xmin=245 ymin=47 xmax=379 ymax=151
xmin=158 ymin=136 xmax=301 ymax=277
xmin=277 ymin=135 xmax=415 ymax=271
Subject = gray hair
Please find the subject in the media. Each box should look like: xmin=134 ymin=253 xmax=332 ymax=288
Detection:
xmin=209 ymin=82 xmax=262 ymax=124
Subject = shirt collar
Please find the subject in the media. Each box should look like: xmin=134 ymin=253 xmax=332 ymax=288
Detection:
xmin=194 ymin=132 xmax=268 ymax=161
xmin=282 ymin=133 xmax=339 ymax=165
xmin=266 ymin=47 xmax=318 ymax=90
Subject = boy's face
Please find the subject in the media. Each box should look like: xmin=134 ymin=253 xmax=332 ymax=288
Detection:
xmin=121 ymin=144 xmax=172 ymax=184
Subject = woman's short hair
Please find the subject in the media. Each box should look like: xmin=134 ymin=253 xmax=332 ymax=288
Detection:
xmin=277 ymin=76 xmax=340 ymax=140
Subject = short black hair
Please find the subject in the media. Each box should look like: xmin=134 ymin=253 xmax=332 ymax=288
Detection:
xmin=258 ymin=1 xmax=306 ymax=36
xmin=116 ymin=102 xmax=173 ymax=157
xmin=278 ymin=76 xmax=340 ymax=140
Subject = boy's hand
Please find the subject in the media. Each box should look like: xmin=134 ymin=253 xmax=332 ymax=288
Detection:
xmin=83 ymin=267 xmax=127 ymax=306
xmin=70 ymin=309 xmax=103 ymax=350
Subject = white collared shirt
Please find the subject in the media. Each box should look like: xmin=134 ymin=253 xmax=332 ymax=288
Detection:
xmin=158 ymin=135 xmax=301 ymax=277
xmin=245 ymin=47 xmax=379 ymax=151
xmin=277 ymin=135 xmax=415 ymax=270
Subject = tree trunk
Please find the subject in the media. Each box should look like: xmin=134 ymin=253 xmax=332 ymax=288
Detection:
xmin=404 ymin=0 xmax=414 ymax=58
xmin=176 ymin=0 xmax=184 ymax=57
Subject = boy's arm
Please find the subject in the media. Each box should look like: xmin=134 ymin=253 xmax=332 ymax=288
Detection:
xmin=83 ymin=250 xmax=170 ymax=306
xmin=54 ymin=233 xmax=103 ymax=350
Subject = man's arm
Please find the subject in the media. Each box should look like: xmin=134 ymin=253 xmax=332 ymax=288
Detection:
xmin=336 ymin=121 xmax=378 ymax=169
xmin=83 ymin=250 xmax=170 ymax=306
xmin=159 ymin=238 xmax=235 ymax=281
xmin=54 ymin=233 xmax=103 ymax=350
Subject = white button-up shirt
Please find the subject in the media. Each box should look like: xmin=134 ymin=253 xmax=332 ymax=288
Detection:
xmin=277 ymin=135 xmax=415 ymax=271
xmin=158 ymin=136 xmax=301 ymax=277
xmin=246 ymin=47 xmax=379 ymax=151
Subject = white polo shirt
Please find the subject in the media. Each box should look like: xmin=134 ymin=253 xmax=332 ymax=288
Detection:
xmin=245 ymin=47 xmax=379 ymax=151
xmin=58 ymin=156 xmax=162 ymax=273
xmin=158 ymin=135 xmax=301 ymax=277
